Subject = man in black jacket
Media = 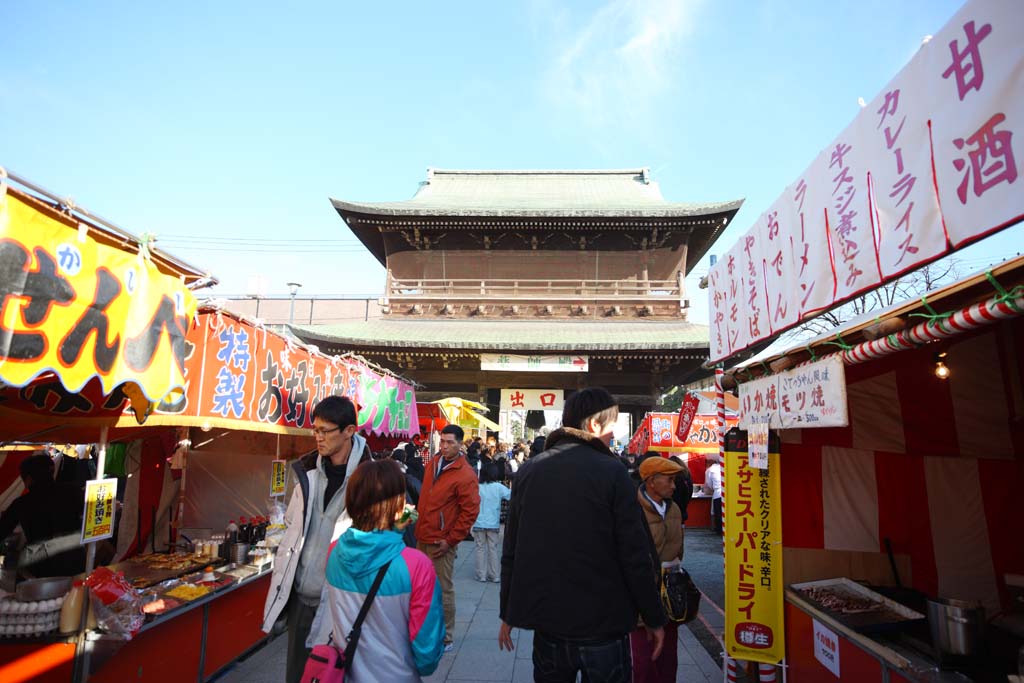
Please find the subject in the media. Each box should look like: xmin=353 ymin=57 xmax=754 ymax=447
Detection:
xmin=498 ymin=388 xmax=665 ymax=682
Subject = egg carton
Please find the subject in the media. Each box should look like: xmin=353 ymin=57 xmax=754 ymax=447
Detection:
xmin=0 ymin=596 xmax=65 ymax=615
xmin=0 ymin=614 xmax=60 ymax=637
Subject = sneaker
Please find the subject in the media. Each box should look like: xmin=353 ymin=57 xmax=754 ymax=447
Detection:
xmin=489 ymin=578 xmax=500 ymax=583
xmin=443 ymin=642 xmax=454 ymax=653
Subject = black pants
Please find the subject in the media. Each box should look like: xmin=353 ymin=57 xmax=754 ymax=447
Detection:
xmin=285 ymin=593 xmax=317 ymax=683
xmin=532 ymin=631 xmax=632 ymax=683
xmin=712 ymin=497 xmax=723 ymax=534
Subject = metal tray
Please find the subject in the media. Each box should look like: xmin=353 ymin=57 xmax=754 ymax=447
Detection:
xmin=791 ymin=578 xmax=926 ymax=633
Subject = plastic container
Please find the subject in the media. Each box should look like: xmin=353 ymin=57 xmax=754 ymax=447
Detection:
xmin=59 ymin=581 xmax=84 ymax=634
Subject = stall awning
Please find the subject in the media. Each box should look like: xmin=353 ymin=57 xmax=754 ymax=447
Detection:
xmin=432 ymin=397 xmax=500 ymax=432
xmin=119 ymin=307 xmax=419 ymax=438
xmin=0 ymin=182 xmax=206 ymax=431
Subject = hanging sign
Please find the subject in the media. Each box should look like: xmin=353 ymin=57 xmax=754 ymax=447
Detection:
xmin=0 ymin=189 xmax=198 ymax=420
xmin=739 ymin=356 xmax=848 ymax=429
xmin=481 ymin=354 xmax=588 ymax=372
xmin=748 ymin=423 xmax=769 ymax=469
xmin=499 ymin=389 xmax=564 ymax=410
xmin=725 ymin=429 xmax=784 ymax=665
xmin=813 ymin=619 xmax=841 ymax=678
xmin=127 ymin=311 xmax=418 ymax=437
xmin=675 ymin=392 xmax=701 ymax=441
xmin=270 ymin=459 xmax=287 ymax=497
xmin=82 ymin=478 xmax=118 ymax=543
xmin=708 ymin=0 xmax=1024 ymax=363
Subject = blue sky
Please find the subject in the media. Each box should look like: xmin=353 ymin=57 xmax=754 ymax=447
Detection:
xmin=4 ymin=0 xmax=1019 ymax=325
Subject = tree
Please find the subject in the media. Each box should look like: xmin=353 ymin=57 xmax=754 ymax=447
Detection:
xmin=785 ymin=256 xmax=963 ymax=339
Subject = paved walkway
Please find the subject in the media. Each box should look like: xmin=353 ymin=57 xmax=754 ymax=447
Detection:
xmin=215 ymin=531 xmax=726 ymax=682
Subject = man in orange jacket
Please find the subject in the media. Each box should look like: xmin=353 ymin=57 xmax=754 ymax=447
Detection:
xmin=415 ymin=424 xmax=481 ymax=651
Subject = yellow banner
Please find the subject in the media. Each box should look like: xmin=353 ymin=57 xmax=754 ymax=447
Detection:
xmin=271 ymin=459 xmax=287 ymax=497
xmin=82 ymin=478 xmax=118 ymax=542
xmin=724 ymin=430 xmax=784 ymax=664
xmin=0 ymin=190 xmax=197 ymax=419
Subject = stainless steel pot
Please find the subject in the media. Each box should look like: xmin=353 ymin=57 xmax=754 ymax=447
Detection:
xmin=228 ymin=543 xmax=250 ymax=564
xmin=927 ymin=598 xmax=985 ymax=657
xmin=16 ymin=576 xmax=72 ymax=602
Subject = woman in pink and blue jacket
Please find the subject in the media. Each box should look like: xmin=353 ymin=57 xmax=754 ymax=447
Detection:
xmin=307 ymin=459 xmax=445 ymax=682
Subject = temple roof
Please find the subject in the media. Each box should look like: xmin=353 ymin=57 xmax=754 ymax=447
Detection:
xmin=290 ymin=318 xmax=709 ymax=352
xmin=331 ymin=168 xmax=743 ymax=219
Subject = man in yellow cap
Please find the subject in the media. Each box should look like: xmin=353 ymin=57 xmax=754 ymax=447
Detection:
xmin=631 ymin=453 xmax=685 ymax=682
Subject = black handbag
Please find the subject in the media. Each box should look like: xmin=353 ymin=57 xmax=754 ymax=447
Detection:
xmin=660 ymin=566 xmax=701 ymax=624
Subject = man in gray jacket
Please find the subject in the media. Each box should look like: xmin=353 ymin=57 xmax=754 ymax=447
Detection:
xmin=261 ymin=395 xmax=368 ymax=683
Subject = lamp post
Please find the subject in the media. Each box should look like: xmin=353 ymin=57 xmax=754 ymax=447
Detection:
xmin=287 ymin=282 xmax=302 ymax=324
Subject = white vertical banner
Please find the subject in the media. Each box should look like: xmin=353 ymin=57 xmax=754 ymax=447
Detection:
xmin=790 ymin=154 xmax=836 ymax=318
xmin=824 ymin=117 xmax=882 ymax=302
xmin=739 ymin=220 xmax=770 ymax=349
xmin=867 ymin=48 xmax=948 ymax=278
xmin=929 ymin=0 xmax=1024 ymax=248
xmin=763 ymin=196 xmax=800 ymax=334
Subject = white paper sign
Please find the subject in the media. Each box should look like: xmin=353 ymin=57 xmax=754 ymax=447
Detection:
xmin=748 ymin=423 xmax=769 ymax=469
xmin=739 ymin=356 xmax=848 ymax=429
xmin=499 ymin=389 xmax=564 ymax=411
xmin=707 ymin=0 xmax=1024 ymax=363
xmin=813 ymin=619 xmax=841 ymax=678
xmin=481 ymin=354 xmax=588 ymax=372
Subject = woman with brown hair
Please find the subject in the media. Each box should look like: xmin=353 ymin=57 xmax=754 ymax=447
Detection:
xmin=307 ymin=459 xmax=445 ymax=682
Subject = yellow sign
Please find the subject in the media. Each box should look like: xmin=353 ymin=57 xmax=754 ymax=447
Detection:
xmin=82 ymin=478 xmax=118 ymax=542
xmin=0 ymin=189 xmax=198 ymax=420
xmin=724 ymin=430 xmax=784 ymax=664
xmin=270 ymin=460 xmax=287 ymax=497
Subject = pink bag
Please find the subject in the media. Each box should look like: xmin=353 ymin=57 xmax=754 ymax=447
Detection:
xmin=300 ymin=560 xmax=391 ymax=683
xmin=300 ymin=643 xmax=346 ymax=683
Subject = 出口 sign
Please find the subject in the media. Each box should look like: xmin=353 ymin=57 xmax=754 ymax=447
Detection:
xmin=481 ymin=354 xmax=588 ymax=372
xmin=708 ymin=0 xmax=1024 ymax=362
xmin=499 ymin=389 xmax=564 ymax=411
xmin=739 ymin=356 xmax=848 ymax=430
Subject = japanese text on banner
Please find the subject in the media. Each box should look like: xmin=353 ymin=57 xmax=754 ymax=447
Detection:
xmin=725 ymin=430 xmax=784 ymax=664
xmin=270 ymin=460 xmax=287 ymax=497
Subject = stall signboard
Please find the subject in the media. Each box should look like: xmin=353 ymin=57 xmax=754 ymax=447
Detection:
xmin=725 ymin=429 xmax=784 ymax=665
xmin=481 ymin=354 xmax=588 ymax=372
xmin=270 ymin=460 xmax=287 ymax=497
xmin=739 ymin=356 xmax=848 ymax=429
xmin=130 ymin=311 xmax=418 ymax=437
xmin=813 ymin=619 xmax=841 ymax=678
xmin=0 ymin=188 xmax=198 ymax=421
xmin=708 ymin=0 xmax=1024 ymax=362
xmin=82 ymin=478 xmax=118 ymax=542
xmin=499 ymin=389 xmax=564 ymax=411
xmin=639 ymin=413 xmax=739 ymax=454
xmin=675 ymin=392 xmax=701 ymax=441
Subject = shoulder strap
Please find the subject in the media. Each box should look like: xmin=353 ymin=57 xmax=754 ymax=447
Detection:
xmin=342 ymin=560 xmax=392 ymax=664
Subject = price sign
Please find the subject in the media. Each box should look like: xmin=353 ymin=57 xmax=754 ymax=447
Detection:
xmin=270 ymin=459 xmax=287 ymax=497
xmin=748 ymin=423 xmax=769 ymax=470
xmin=82 ymin=478 xmax=118 ymax=543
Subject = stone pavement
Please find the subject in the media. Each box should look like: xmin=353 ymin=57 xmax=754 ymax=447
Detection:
xmin=215 ymin=531 xmax=726 ymax=682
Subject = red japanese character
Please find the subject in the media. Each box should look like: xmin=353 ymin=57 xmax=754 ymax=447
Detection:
xmin=509 ymin=391 xmax=525 ymax=408
xmin=539 ymin=392 xmax=556 ymax=407
xmin=953 ymin=112 xmax=1017 ymax=204
xmin=942 ymin=20 xmax=993 ymax=101
xmin=829 ymin=143 xmax=852 ymax=171
xmin=876 ymin=89 xmax=900 ymax=130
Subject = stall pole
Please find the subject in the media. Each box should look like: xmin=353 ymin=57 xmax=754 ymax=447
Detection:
xmin=75 ymin=425 xmax=108 ymax=683
xmin=717 ymin=369 xmax=741 ymax=681
xmin=758 ymin=662 xmax=777 ymax=681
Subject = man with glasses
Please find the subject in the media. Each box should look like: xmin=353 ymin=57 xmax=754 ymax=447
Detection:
xmin=261 ymin=395 xmax=368 ymax=683
xmin=415 ymin=424 xmax=481 ymax=652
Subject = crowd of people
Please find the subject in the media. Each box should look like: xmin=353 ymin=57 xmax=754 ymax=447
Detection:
xmin=263 ymin=390 xmax=702 ymax=683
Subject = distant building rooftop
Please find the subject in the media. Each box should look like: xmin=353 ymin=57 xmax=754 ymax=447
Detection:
xmin=331 ymin=168 xmax=743 ymax=219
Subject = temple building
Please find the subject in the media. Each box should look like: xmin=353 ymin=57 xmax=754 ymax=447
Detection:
xmin=290 ymin=168 xmax=742 ymax=425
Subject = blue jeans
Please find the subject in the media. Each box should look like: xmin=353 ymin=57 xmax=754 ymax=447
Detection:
xmin=531 ymin=631 xmax=632 ymax=683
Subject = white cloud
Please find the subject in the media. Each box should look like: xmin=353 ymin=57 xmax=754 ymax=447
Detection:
xmin=538 ymin=0 xmax=703 ymax=131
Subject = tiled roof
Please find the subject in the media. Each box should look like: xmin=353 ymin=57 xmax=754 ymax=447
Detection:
xmin=331 ymin=168 xmax=743 ymax=219
xmin=290 ymin=318 xmax=709 ymax=352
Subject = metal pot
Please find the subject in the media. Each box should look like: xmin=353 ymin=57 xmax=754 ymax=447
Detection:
xmin=927 ymin=598 xmax=985 ymax=657
xmin=228 ymin=543 xmax=250 ymax=564
xmin=16 ymin=576 xmax=73 ymax=602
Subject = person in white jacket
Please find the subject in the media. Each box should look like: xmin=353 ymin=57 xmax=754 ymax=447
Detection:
xmin=261 ymin=395 xmax=368 ymax=683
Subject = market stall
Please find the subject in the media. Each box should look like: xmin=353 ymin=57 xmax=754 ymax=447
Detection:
xmin=627 ymin=400 xmax=737 ymax=528
xmin=728 ymin=257 xmax=1024 ymax=681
